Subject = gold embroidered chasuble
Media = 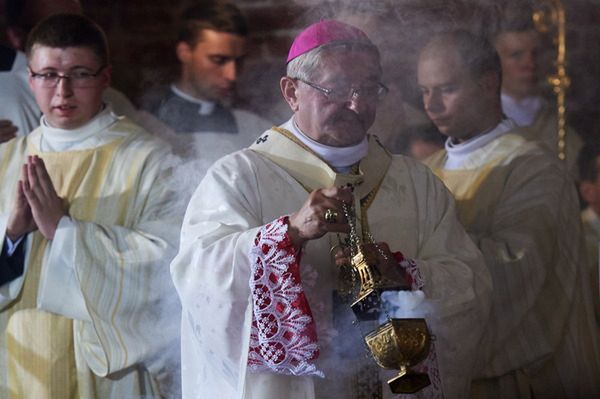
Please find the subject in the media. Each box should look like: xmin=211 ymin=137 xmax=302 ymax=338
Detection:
xmin=425 ymin=132 xmax=600 ymax=399
xmin=171 ymin=123 xmax=491 ymax=399
xmin=0 ymin=120 xmax=180 ymax=398
xmin=251 ymin=128 xmax=392 ymax=398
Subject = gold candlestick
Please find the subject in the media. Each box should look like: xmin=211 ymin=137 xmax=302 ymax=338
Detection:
xmin=533 ymin=0 xmax=570 ymax=161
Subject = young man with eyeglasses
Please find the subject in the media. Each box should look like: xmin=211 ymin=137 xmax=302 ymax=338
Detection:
xmin=171 ymin=20 xmax=491 ymax=399
xmin=1 ymin=0 xmax=141 ymax=141
xmin=0 ymin=13 xmax=181 ymax=398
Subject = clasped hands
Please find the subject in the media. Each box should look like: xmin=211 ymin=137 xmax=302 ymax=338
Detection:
xmin=6 ymin=155 xmax=66 ymax=241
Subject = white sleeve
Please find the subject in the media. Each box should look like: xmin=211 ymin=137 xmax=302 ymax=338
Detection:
xmin=37 ymin=216 xmax=91 ymax=322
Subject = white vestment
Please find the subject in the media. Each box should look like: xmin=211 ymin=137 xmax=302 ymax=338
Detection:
xmin=426 ymin=128 xmax=600 ymax=399
xmin=501 ymin=93 xmax=582 ymax=176
xmin=0 ymin=109 xmax=181 ymax=398
xmin=171 ymin=124 xmax=491 ymax=399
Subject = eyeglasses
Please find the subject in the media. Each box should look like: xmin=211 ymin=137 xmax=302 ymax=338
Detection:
xmin=29 ymin=65 xmax=107 ymax=88
xmin=295 ymin=78 xmax=388 ymax=102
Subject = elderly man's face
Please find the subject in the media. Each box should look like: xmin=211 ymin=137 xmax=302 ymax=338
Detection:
xmin=292 ymin=49 xmax=380 ymax=147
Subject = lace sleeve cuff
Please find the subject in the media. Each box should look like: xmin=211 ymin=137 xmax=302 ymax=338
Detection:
xmin=393 ymin=251 xmax=425 ymax=291
xmin=247 ymin=216 xmax=323 ymax=377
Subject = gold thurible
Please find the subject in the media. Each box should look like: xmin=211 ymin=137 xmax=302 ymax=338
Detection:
xmin=365 ymin=319 xmax=432 ymax=393
xmin=349 ymin=244 xmax=384 ymax=320
xmin=343 ymin=202 xmax=407 ymax=321
xmin=341 ymin=201 xmax=431 ymax=393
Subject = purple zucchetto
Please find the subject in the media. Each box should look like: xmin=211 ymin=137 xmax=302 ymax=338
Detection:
xmin=286 ymin=19 xmax=373 ymax=63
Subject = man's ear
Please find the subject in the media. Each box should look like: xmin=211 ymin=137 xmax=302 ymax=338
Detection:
xmin=280 ymin=76 xmax=299 ymax=111
xmin=176 ymin=41 xmax=192 ymax=64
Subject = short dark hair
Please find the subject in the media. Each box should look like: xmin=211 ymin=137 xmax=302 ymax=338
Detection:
xmin=178 ymin=1 xmax=248 ymax=46
xmin=433 ymin=30 xmax=502 ymax=80
xmin=25 ymin=13 xmax=109 ymax=64
xmin=578 ymin=143 xmax=600 ymax=183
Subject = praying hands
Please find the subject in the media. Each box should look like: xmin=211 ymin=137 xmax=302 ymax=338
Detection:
xmin=6 ymin=155 xmax=66 ymax=241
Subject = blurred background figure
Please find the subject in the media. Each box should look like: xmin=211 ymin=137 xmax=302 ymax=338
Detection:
xmin=141 ymin=0 xmax=272 ymax=143
xmin=141 ymin=0 xmax=273 ymax=197
xmin=0 ymin=42 xmax=38 ymax=142
xmin=577 ymin=142 xmax=600 ymax=323
xmin=492 ymin=1 xmax=583 ymax=175
xmin=139 ymin=1 xmax=275 ymax=201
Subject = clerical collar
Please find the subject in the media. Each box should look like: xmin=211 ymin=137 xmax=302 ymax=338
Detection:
xmin=283 ymin=118 xmax=368 ymax=173
xmin=170 ymin=84 xmax=216 ymax=116
xmin=501 ymin=92 xmax=542 ymax=127
xmin=38 ymin=104 xmax=121 ymax=152
xmin=444 ymin=118 xmax=516 ymax=170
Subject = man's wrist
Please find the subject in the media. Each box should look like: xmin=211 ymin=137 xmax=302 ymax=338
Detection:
xmin=286 ymin=215 xmax=305 ymax=250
